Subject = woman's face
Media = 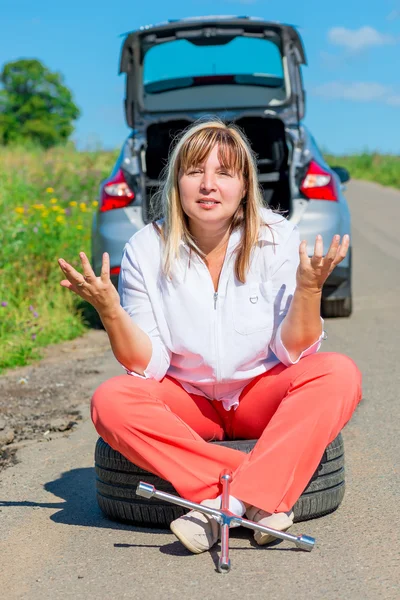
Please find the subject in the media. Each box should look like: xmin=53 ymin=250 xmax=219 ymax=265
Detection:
xmin=178 ymin=143 xmax=246 ymax=231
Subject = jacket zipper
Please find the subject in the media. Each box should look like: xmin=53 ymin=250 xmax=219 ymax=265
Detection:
xmin=212 ymin=253 xmax=234 ymax=387
xmin=198 ymin=251 xmax=233 ymax=393
xmin=213 ymin=291 xmax=220 ymax=392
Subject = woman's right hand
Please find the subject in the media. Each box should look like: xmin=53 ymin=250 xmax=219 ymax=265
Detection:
xmin=58 ymin=251 xmax=121 ymax=318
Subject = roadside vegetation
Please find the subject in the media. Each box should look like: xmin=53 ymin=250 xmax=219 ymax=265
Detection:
xmin=324 ymin=152 xmax=400 ymax=189
xmin=0 ymin=144 xmax=118 ymax=373
xmin=0 ymin=145 xmax=399 ymax=373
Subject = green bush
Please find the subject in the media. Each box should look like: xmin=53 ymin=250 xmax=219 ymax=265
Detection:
xmin=0 ymin=144 xmax=118 ymax=372
xmin=324 ymin=152 xmax=400 ymax=189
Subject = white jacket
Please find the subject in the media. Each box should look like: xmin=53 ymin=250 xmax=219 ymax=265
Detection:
xmin=118 ymin=207 xmax=325 ymax=410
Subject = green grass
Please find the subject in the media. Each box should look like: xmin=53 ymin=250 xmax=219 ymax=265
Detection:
xmin=0 ymin=145 xmax=399 ymax=373
xmin=324 ymin=152 xmax=400 ymax=189
xmin=0 ymin=143 xmax=118 ymax=373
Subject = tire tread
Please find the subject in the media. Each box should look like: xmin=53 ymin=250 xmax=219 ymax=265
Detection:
xmin=95 ymin=434 xmax=345 ymax=527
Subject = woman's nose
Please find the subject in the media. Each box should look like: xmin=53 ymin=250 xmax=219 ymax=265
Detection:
xmin=200 ymin=172 xmax=217 ymax=192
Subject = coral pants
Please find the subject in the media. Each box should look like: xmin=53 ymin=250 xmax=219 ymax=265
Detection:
xmin=91 ymin=352 xmax=362 ymax=514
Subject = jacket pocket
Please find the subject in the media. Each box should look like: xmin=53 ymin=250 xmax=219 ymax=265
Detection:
xmin=232 ymin=281 xmax=274 ymax=335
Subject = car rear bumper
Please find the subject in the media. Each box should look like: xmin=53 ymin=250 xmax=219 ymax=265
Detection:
xmin=91 ymin=205 xmax=145 ymax=277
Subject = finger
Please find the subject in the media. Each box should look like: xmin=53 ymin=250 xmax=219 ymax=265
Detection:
xmin=79 ymin=252 xmax=96 ymax=282
xmin=311 ymin=235 xmax=323 ymax=265
xmin=322 ymin=235 xmax=341 ymax=269
xmin=100 ymin=252 xmax=111 ymax=283
xmin=298 ymin=240 xmax=309 ymax=266
xmin=333 ymin=234 xmax=350 ymax=264
xmin=58 ymin=258 xmax=85 ymax=286
xmin=341 ymin=234 xmax=350 ymax=255
xmin=59 ymin=279 xmax=74 ymax=290
xmin=325 ymin=234 xmax=340 ymax=261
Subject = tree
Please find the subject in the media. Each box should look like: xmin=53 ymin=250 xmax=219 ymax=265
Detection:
xmin=0 ymin=59 xmax=80 ymax=148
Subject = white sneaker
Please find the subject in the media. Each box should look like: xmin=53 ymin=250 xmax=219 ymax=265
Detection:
xmin=246 ymin=506 xmax=294 ymax=546
xmin=170 ymin=498 xmax=221 ymax=554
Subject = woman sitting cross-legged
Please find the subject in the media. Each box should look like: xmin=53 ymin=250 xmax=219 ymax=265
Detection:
xmin=58 ymin=119 xmax=362 ymax=555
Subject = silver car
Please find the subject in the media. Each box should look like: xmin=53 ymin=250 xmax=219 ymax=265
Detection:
xmin=91 ymin=15 xmax=352 ymax=318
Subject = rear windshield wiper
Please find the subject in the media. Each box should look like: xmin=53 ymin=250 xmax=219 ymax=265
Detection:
xmin=144 ymin=74 xmax=284 ymax=94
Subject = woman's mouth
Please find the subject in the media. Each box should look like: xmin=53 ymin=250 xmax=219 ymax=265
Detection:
xmin=197 ymin=200 xmax=220 ymax=208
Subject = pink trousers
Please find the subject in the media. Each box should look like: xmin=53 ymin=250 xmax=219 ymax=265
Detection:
xmin=91 ymin=352 xmax=362 ymax=513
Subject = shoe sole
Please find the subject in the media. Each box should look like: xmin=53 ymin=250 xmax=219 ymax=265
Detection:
xmin=170 ymin=521 xmax=210 ymax=554
xmin=254 ymin=522 xmax=293 ymax=546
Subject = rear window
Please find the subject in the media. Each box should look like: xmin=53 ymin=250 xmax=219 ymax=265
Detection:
xmin=143 ymin=37 xmax=285 ymax=94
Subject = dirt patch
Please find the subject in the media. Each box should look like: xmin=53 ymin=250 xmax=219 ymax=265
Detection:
xmin=0 ymin=330 xmax=113 ymax=472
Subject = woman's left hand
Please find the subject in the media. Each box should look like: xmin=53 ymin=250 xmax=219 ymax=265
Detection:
xmin=297 ymin=234 xmax=350 ymax=293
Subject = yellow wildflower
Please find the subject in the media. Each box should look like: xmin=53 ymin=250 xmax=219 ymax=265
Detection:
xmin=33 ymin=203 xmax=45 ymax=210
xmin=50 ymin=198 xmax=58 ymax=204
xmin=14 ymin=207 xmax=25 ymax=214
xmin=41 ymin=210 xmax=49 ymax=218
xmin=51 ymin=205 xmax=59 ymax=212
xmin=92 ymin=201 xmax=99 ymax=207
xmin=69 ymin=201 xmax=77 ymax=207
xmin=55 ymin=215 xmax=65 ymax=224
xmin=46 ymin=187 xmax=54 ymax=193
xmin=79 ymin=203 xmax=87 ymax=211
xmin=76 ymin=225 xmax=83 ymax=230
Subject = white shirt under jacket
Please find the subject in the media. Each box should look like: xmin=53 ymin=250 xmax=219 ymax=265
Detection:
xmin=118 ymin=207 xmax=325 ymax=411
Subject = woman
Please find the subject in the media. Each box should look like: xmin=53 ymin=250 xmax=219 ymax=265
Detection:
xmin=58 ymin=119 xmax=362 ymax=555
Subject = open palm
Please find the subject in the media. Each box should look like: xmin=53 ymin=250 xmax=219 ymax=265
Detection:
xmin=58 ymin=251 xmax=120 ymax=316
xmin=297 ymin=234 xmax=350 ymax=292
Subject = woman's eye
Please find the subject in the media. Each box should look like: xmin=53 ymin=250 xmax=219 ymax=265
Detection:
xmin=219 ymin=171 xmax=232 ymax=176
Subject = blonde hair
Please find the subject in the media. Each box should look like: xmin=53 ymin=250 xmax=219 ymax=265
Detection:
xmin=151 ymin=117 xmax=275 ymax=283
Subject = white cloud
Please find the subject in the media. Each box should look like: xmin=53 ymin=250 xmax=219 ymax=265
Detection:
xmin=328 ymin=26 xmax=397 ymax=51
xmin=387 ymin=95 xmax=400 ymax=106
xmin=387 ymin=9 xmax=400 ymax=21
xmin=313 ymin=81 xmax=400 ymax=106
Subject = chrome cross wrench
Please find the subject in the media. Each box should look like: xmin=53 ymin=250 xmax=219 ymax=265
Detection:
xmin=136 ymin=469 xmax=315 ymax=573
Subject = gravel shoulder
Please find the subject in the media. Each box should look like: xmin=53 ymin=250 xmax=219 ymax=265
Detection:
xmin=0 ymin=330 xmax=113 ymax=472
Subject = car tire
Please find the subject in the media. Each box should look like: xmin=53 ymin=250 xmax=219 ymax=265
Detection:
xmin=322 ymin=294 xmax=352 ymax=318
xmin=94 ymin=434 xmax=345 ymax=529
xmin=322 ymin=247 xmax=353 ymax=318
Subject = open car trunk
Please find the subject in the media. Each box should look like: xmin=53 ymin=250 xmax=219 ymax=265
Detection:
xmin=144 ymin=116 xmax=291 ymax=221
xmin=120 ymin=18 xmax=307 ymax=126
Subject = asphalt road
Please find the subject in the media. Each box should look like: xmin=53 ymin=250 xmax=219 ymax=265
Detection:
xmin=1 ymin=179 xmax=399 ymax=599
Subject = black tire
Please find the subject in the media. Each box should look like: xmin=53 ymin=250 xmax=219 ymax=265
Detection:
xmin=322 ymin=295 xmax=352 ymax=318
xmin=322 ymin=248 xmax=352 ymax=318
xmin=95 ymin=434 xmax=345 ymax=528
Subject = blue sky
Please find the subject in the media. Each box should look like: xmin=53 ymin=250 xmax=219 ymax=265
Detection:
xmin=1 ymin=0 xmax=399 ymax=154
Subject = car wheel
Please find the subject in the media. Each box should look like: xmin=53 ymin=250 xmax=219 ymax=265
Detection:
xmin=321 ymin=247 xmax=352 ymax=318
xmin=94 ymin=434 xmax=345 ymax=528
xmin=321 ymin=294 xmax=352 ymax=318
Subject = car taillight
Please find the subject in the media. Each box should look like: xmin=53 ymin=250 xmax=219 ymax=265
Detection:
xmin=100 ymin=169 xmax=135 ymax=212
xmin=300 ymin=160 xmax=338 ymax=201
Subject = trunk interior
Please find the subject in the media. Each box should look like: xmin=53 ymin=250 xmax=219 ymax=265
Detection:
xmin=144 ymin=117 xmax=291 ymax=221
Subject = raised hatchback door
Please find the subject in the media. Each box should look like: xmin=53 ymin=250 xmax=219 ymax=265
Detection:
xmin=119 ymin=17 xmax=307 ymax=125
